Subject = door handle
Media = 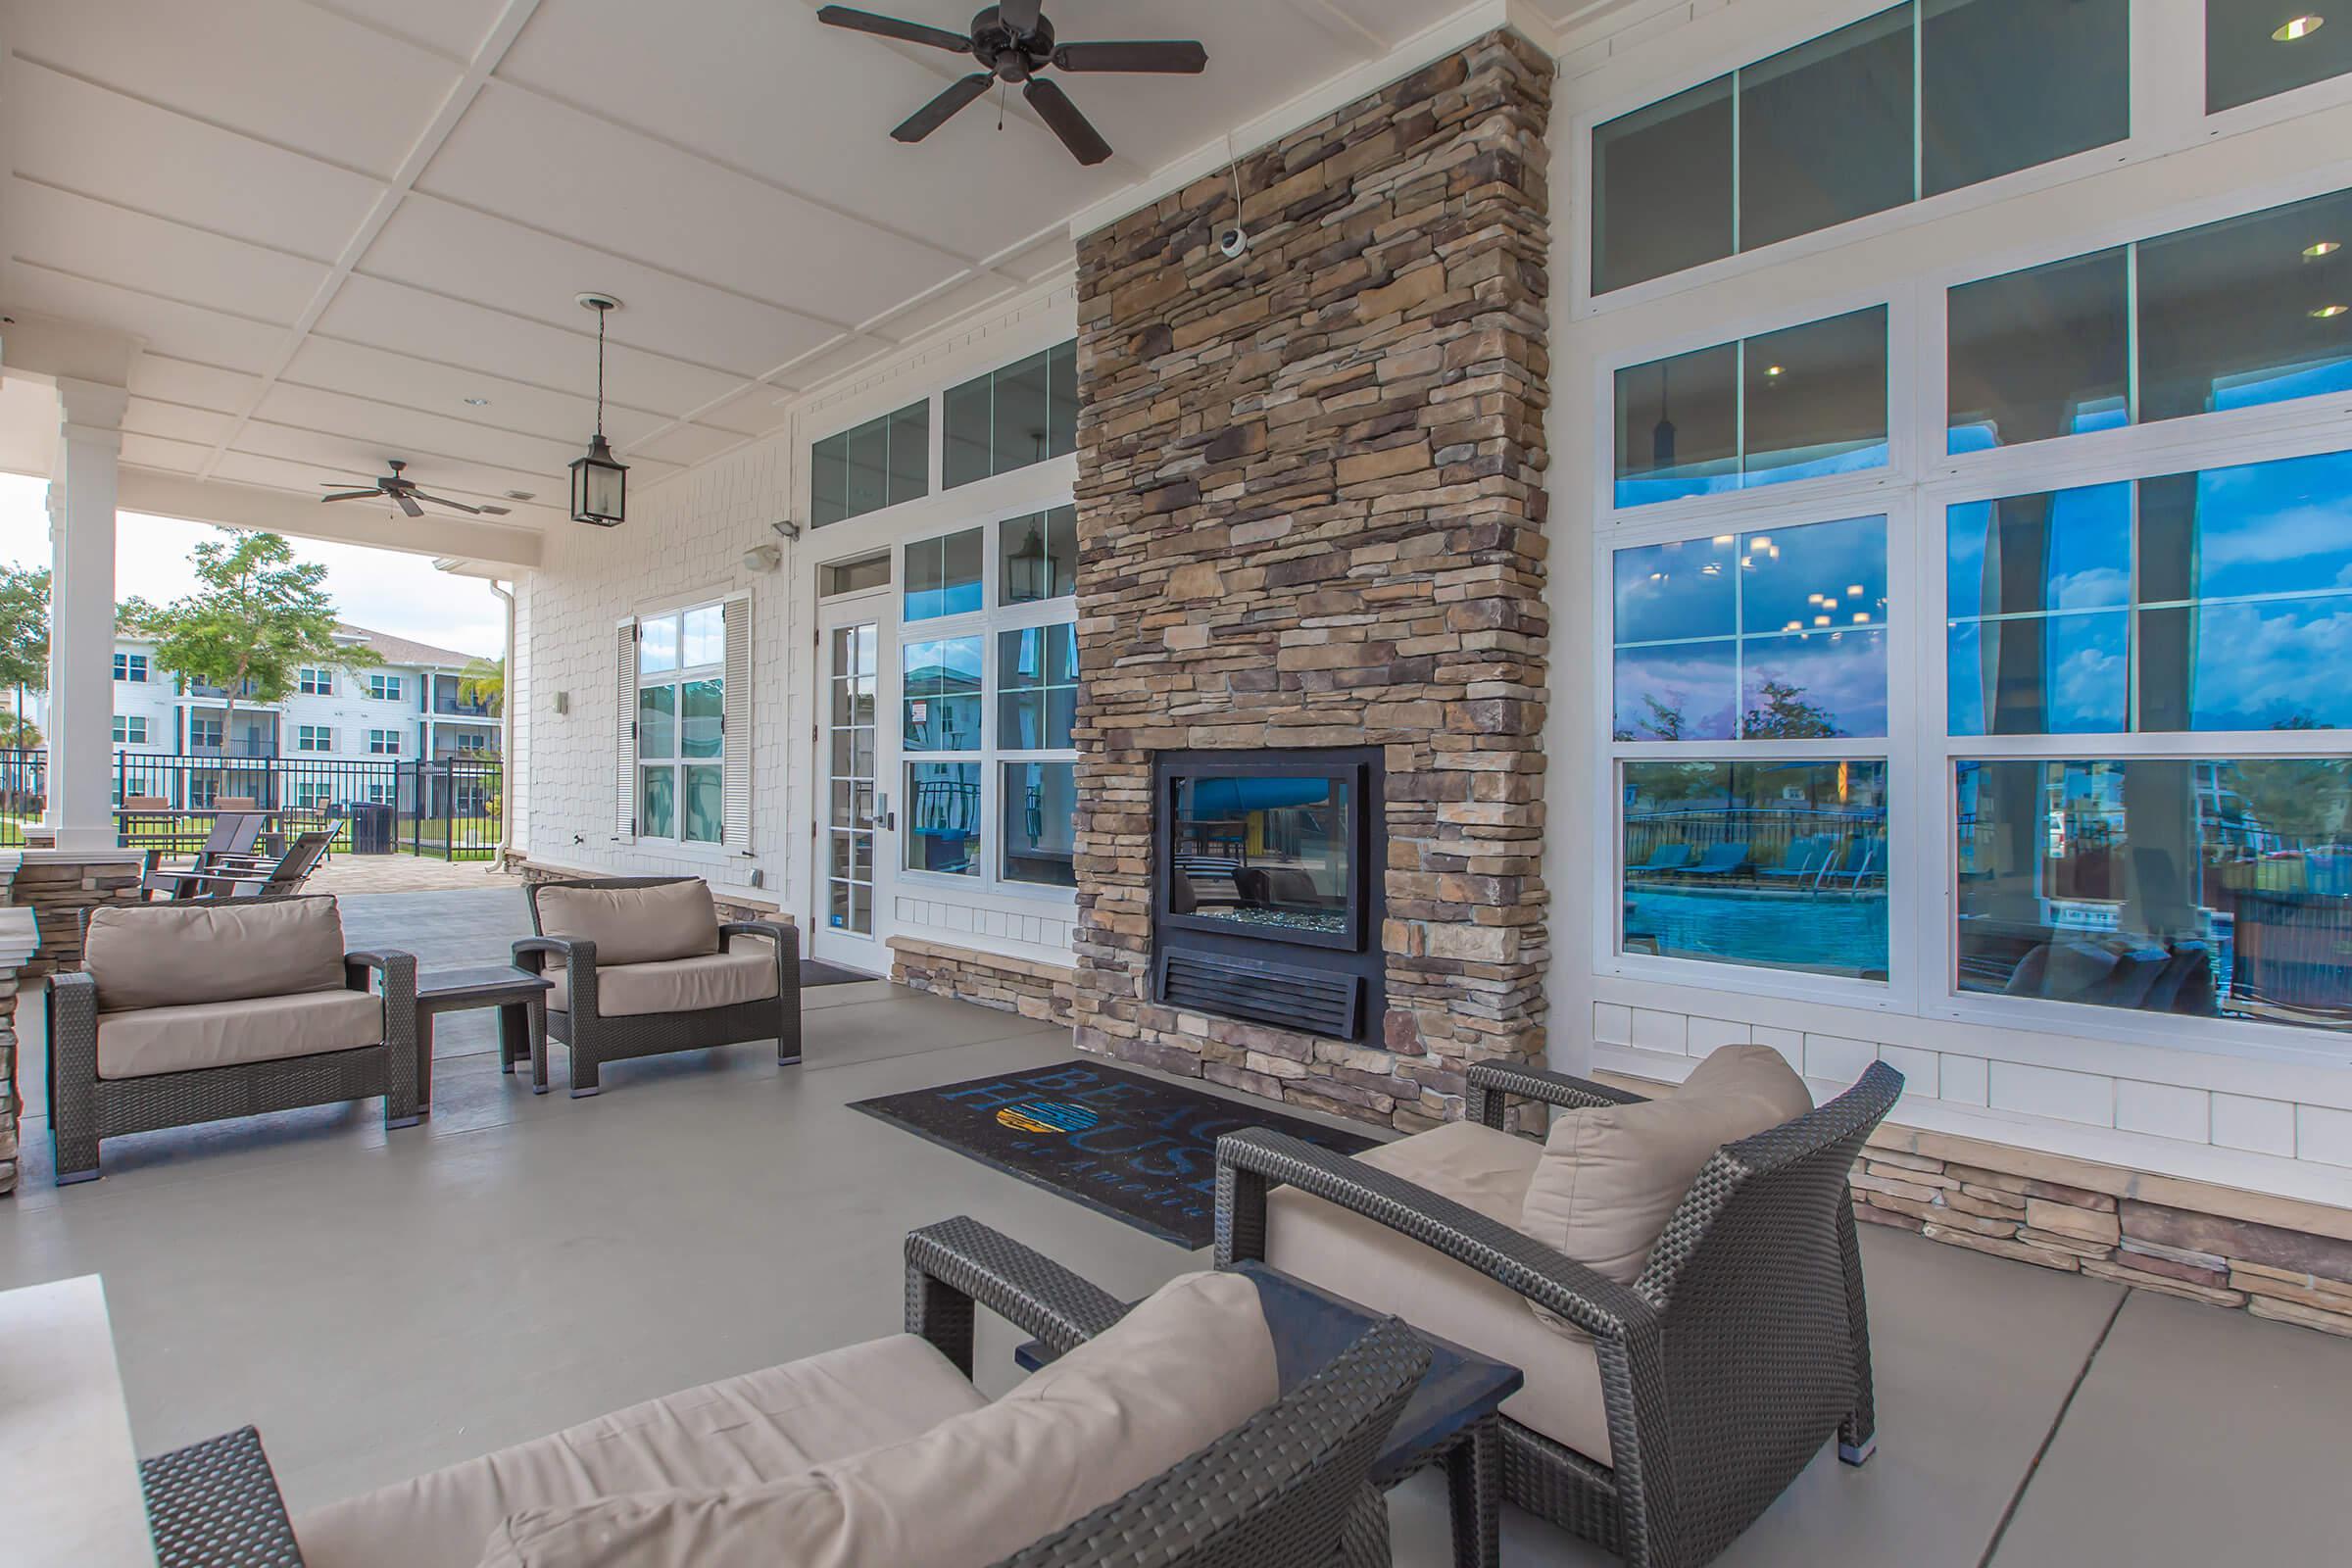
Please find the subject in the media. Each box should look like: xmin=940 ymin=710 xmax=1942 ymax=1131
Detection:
xmin=874 ymin=791 xmax=897 ymax=832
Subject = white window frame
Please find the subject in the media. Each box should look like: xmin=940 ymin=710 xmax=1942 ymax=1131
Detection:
xmin=367 ymin=728 xmax=400 ymax=756
xmin=368 ymin=673 xmax=402 ymax=702
xmin=188 ymin=715 xmax=223 ymax=750
xmin=632 ymin=599 xmax=729 ymax=849
xmin=297 ymin=724 xmax=333 ymax=753
xmin=299 ymin=667 xmax=332 ymax=696
xmin=114 ymin=652 xmax=147 ymax=683
xmin=896 ymin=504 xmax=1080 ymax=902
xmin=112 ymin=714 xmax=147 ymax=745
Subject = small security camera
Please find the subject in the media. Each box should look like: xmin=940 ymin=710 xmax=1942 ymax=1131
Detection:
xmin=1217 ymin=224 xmax=1250 ymax=260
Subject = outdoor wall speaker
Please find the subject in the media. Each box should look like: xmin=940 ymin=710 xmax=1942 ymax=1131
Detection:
xmin=743 ymin=542 xmax=783 ymax=573
xmin=552 ymin=691 xmax=569 ymax=716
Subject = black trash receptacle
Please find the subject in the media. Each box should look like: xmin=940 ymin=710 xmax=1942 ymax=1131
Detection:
xmin=349 ymin=802 xmax=395 ymax=855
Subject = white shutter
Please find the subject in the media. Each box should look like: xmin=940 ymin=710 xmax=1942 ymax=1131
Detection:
xmin=721 ymin=596 xmax=752 ymax=850
xmin=614 ymin=618 xmax=638 ymax=841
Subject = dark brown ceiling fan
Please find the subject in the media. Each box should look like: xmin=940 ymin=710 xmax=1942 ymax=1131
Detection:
xmin=816 ymin=3 xmax=1205 ymax=166
xmin=318 ymin=460 xmax=507 ymax=518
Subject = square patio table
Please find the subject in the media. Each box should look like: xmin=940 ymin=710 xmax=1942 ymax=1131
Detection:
xmin=414 ymin=964 xmax=552 ymax=1109
xmin=1015 ymin=1259 xmax=1522 ymax=1568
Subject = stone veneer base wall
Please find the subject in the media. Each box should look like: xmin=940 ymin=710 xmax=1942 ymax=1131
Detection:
xmin=10 ymin=855 xmax=145 ymax=980
xmin=890 ymin=937 xmax=1076 ymax=1027
xmin=1068 ymin=30 xmax=1555 ymax=1133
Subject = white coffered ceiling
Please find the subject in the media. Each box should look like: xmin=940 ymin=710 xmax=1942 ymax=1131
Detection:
xmin=0 ymin=0 xmax=1627 ymax=544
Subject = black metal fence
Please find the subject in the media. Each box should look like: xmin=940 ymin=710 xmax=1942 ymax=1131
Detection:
xmin=0 ymin=748 xmax=501 ymax=861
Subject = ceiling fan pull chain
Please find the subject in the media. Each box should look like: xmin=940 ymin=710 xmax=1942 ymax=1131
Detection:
xmin=998 ymin=79 xmax=1007 ymax=132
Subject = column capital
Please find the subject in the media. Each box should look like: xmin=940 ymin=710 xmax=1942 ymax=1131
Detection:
xmin=54 ymin=376 xmax=129 ymax=442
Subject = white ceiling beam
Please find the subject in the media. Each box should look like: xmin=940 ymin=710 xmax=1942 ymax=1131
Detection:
xmin=195 ymin=0 xmax=549 ymax=482
xmin=1280 ymin=0 xmax=1393 ymax=59
xmin=117 ymin=468 xmax=544 ymax=568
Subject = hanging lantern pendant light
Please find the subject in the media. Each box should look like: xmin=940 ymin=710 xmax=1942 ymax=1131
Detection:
xmin=570 ymin=292 xmax=628 ymax=526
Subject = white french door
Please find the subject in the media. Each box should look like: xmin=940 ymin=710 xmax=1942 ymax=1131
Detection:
xmin=812 ymin=593 xmax=898 ymax=972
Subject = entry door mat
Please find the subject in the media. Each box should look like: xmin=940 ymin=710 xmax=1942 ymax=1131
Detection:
xmin=850 ymin=1061 xmax=1380 ymax=1248
xmin=799 ymin=959 xmax=878 ymax=988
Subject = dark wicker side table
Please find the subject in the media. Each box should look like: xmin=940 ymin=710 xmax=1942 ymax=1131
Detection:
xmin=1017 ymin=1261 xmax=1522 ymax=1568
xmin=141 ymin=1424 xmax=306 ymax=1567
xmin=415 ymin=964 xmax=554 ymax=1108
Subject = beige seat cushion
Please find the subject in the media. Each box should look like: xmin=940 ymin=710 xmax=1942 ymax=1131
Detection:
xmin=1264 ymin=1119 xmax=1615 ymax=1466
xmin=535 ymin=881 xmax=718 ymax=967
xmin=296 ymin=1335 xmax=993 ymax=1568
xmin=475 ymin=1271 xmax=1280 ymax=1568
xmin=84 ymin=897 xmax=347 ymax=1012
xmin=546 ymin=950 xmax=775 ymax=1017
xmin=1520 ymin=1045 xmax=1814 ymax=1305
xmin=96 ymin=990 xmax=383 ymax=1080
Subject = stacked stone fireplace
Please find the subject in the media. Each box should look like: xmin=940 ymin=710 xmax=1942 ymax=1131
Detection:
xmin=1068 ymin=31 xmax=1554 ymax=1133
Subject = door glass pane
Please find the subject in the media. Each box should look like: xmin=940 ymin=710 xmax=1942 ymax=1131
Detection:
xmin=944 ymin=373 xmax=993 ymax=489
xmin=888 ymin=401 xmax=930 ymax=506
xmin=2139 ymin=189 xmax=2352 ymax=423
xmin=1003 ymin=761 xmax=1078 ymax=886
xmin=904 ymin=528 xmax=985 ymax=621
xmin=1956 ymin=758 xmax=2352 ymax=1032
xmin=2209 ymin=3 xmax=2352 ymax=112
xmin=682 ymin=765 xmax=722 ymax=843
xmin=993 ymin=350 xmax=1053 ymax=474
xmin=1000 ymin=506 xmax=1078 ymax=603
xmin=1921 ymin=0 xmax=2128 ymax=197
xmin=1622 ymin=760 xmax=1889 ymax=978
xmin=1738 ymin=6 xmax=1913 ymax=254
xmin=811 ymin=435 xmax=847 ymax=527
xmin=903 ymin=635 xmax=983 ymax=751
xmin=640 ymin=765 xmax=675 ymax=839
xmin=906 ymin=761 xmax=981 ymax=875
xmin=1741 ymin=307 xmax=1889 ymax=483
xmin=681 ymin=606 xmax=725 ymax=667
xmin=639 ymin=614 xmax=678 ymax=673
xmin=680 ymin=678 xmax=723 ymax=758
xmin=1615 ymin=344 xmax=1739 ymax=506
xmin=1948 ymin=249 xmax=2130 ymax=452
xmin=1592 ymin=75 xmax=1735 ymax=294
xmin=637 ymin=683 xmax=675 ymax=759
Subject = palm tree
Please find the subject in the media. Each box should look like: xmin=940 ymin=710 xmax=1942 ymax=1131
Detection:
xmin=458 ymin=656 xmax=505 ymax=717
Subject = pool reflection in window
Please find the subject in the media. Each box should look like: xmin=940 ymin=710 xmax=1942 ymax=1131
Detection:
xmin=1957 ymin=759 xmax=2352 ymax=1032
xmin=1621 ymin=760 xmax=1889 ymax=980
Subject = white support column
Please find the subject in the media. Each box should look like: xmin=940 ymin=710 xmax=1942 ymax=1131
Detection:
xmin=45 ymin=378 xmax=129 ymax=853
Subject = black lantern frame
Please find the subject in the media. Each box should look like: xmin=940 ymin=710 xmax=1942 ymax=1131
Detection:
xmin=571 ymin=293 xmax=628 ymax=527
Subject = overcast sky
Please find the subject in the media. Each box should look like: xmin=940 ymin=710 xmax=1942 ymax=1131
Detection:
xmin=0 ymin=471 xmax=504 ymax=660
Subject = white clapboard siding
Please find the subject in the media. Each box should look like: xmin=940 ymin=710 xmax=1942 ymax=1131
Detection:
xmin=721 ymin=595 xmax=752 ymax=850
xmin=613 ymin=618 xmax=637 ymax=842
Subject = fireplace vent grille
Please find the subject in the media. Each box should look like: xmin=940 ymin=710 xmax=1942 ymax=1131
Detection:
xmin=1156 ymin=948 xmax=1361 ymax=1039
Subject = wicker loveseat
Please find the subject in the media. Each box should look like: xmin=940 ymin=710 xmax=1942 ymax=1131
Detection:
xmin=1216 ymin=1057 xmax=1904 ymax=1568
xmin=514 ymin=876 xmax=801 ymax=1096
xmin=49 ymin=894 xmax=418 ymax=1185
xmin=261 ymin=1217 xmax=1425 ymax=1568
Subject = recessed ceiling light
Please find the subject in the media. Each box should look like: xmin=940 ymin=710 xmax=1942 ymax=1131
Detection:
xmin=2306 ymin=241 xmax=2342 ymax=258
xmin=1764 ymin=365 xmax=1785 ymax=377
xmin=2313 ymin=304 xmax=2349 ymax=318
xmin=464 ymin=396 xmax=490 ymax=406
xmin=2275 ymin=15 xmax=2325 ymax=41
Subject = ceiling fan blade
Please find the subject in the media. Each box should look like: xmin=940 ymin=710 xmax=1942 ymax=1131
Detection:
xmin=396 ymin=492 xmax=424 ymax=518
xmin=1022 ymin=76 xmax=1111 ymax=166
xmin=411 ymin=491 xmax=485 ymax=514
xmin=1052 ymin=40 xmax=1207 ymax=74
xmin=998 ymin=0 xmax=1043 ymax=36
xmin=815 ymin=6 xmax=970 ymax=53
xmin=893 ymin=73 xmax=993 ymax=143
xmin=318 ymin=490 xmax=378 ymax=504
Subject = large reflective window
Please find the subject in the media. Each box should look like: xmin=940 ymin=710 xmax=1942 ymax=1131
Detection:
xmin=1615 ymin=515 xmax=1889 ymax=741
xmin=1948 ymin=250 xmax=2130 ymax=452
xmin=1622 ymin=760 xmax=1890 ymax=979
xmin=811 ymin=400 xmax=927 ymax=527
xmin=1739 ymin=8 xmax=1913 ymax=254
xmin=944 ymin=341 xmax=1080 ymax=489
xmin=902 ymin=635 xmax=983 ymax=752
xmin=903 ymin=527 xmax=984 ymax=621
xmin=998 ymin=624 xmax=1078 ymax=750
xmin=2209 ymin=3 xmax=2352 ymax=113
xmin=1592 ymin=76 xmax=1734 ymax=295
xmin=1957 ymin=758 xmax=2352 ymax=1031
xmin=906 ymin=761 xmax=981 ymax=876
xmin=1614 ymin=308 xmax=1886 ymax=508
xmin=1168 ymin=773 xmax=1352 ymax=938
xmin=1000 ymin=505 xmax=1078 ymax=604
xmin=1003 ymin=761 xmax=1078 ymax=887
xmin=2139 ymin=189 xmax=2352 ymax=422
xmin=1921 ymin=0 xmax=2129 ymax=196
xmin=1945 ymin=484 xmax=2132 ymax=734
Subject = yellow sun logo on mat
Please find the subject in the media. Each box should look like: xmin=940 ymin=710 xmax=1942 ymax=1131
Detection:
xmin=995 ymin=1101 xmax=1099 ymax=1136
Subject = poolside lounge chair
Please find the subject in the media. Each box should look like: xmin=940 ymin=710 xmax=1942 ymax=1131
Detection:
xmin=1818 ymin=835 xmax=1884 ymax=888
xmin=1680 ymin=840 xmax=1751 ymax=877
xmin=1755 ymin=834 xmax=1831 ymax=884
xmin=1627 ymin=842 xmax=1692 ymax=876
xmin=136 ymin=811 xmax=268 ymax=900
xmin=183 ymin=830 xmax=332 ymax=899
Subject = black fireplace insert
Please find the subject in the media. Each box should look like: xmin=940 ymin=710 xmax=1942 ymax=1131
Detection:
xmin=1152 ymin=748 xmax=1386 ymax=1041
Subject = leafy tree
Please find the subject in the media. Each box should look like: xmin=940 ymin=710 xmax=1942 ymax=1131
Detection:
xmin=458 ymin=655 xmax=505 ymax=717
xmin=0 ymin=564 xmax=49 ymax=751
xmin=1742 ymin=679 xmax=1840 ymax=740
xmin=147 ymin=533 xmax=378 ymax=756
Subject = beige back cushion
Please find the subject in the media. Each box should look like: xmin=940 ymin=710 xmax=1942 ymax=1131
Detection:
xmin=534 ymin=881 xmax=718 ymax=967
xmin=476 ymin=1270 xmax=1281 ymax=1568
xmin=84 ymin=897 xmax=348 ymax=1013
xmin=1518 ymin=1046 xmax=1814 ymax=1324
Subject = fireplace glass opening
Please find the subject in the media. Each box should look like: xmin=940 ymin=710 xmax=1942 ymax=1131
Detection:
xmin=1168 ymin=772 xmax=1352 ymax=939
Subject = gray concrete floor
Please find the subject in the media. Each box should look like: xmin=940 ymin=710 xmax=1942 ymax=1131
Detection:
xmin=4 ymin=889 xmax=2348 ymax=1564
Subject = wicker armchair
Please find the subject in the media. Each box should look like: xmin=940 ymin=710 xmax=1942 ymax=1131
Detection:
xmin=514 ymin=875 xmax=801 ymax=1096
xmin=1216 ymin=1060 xmax=1904 ymax=1568
xmin=49 ymin=894 xmax=419 ymax=1185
